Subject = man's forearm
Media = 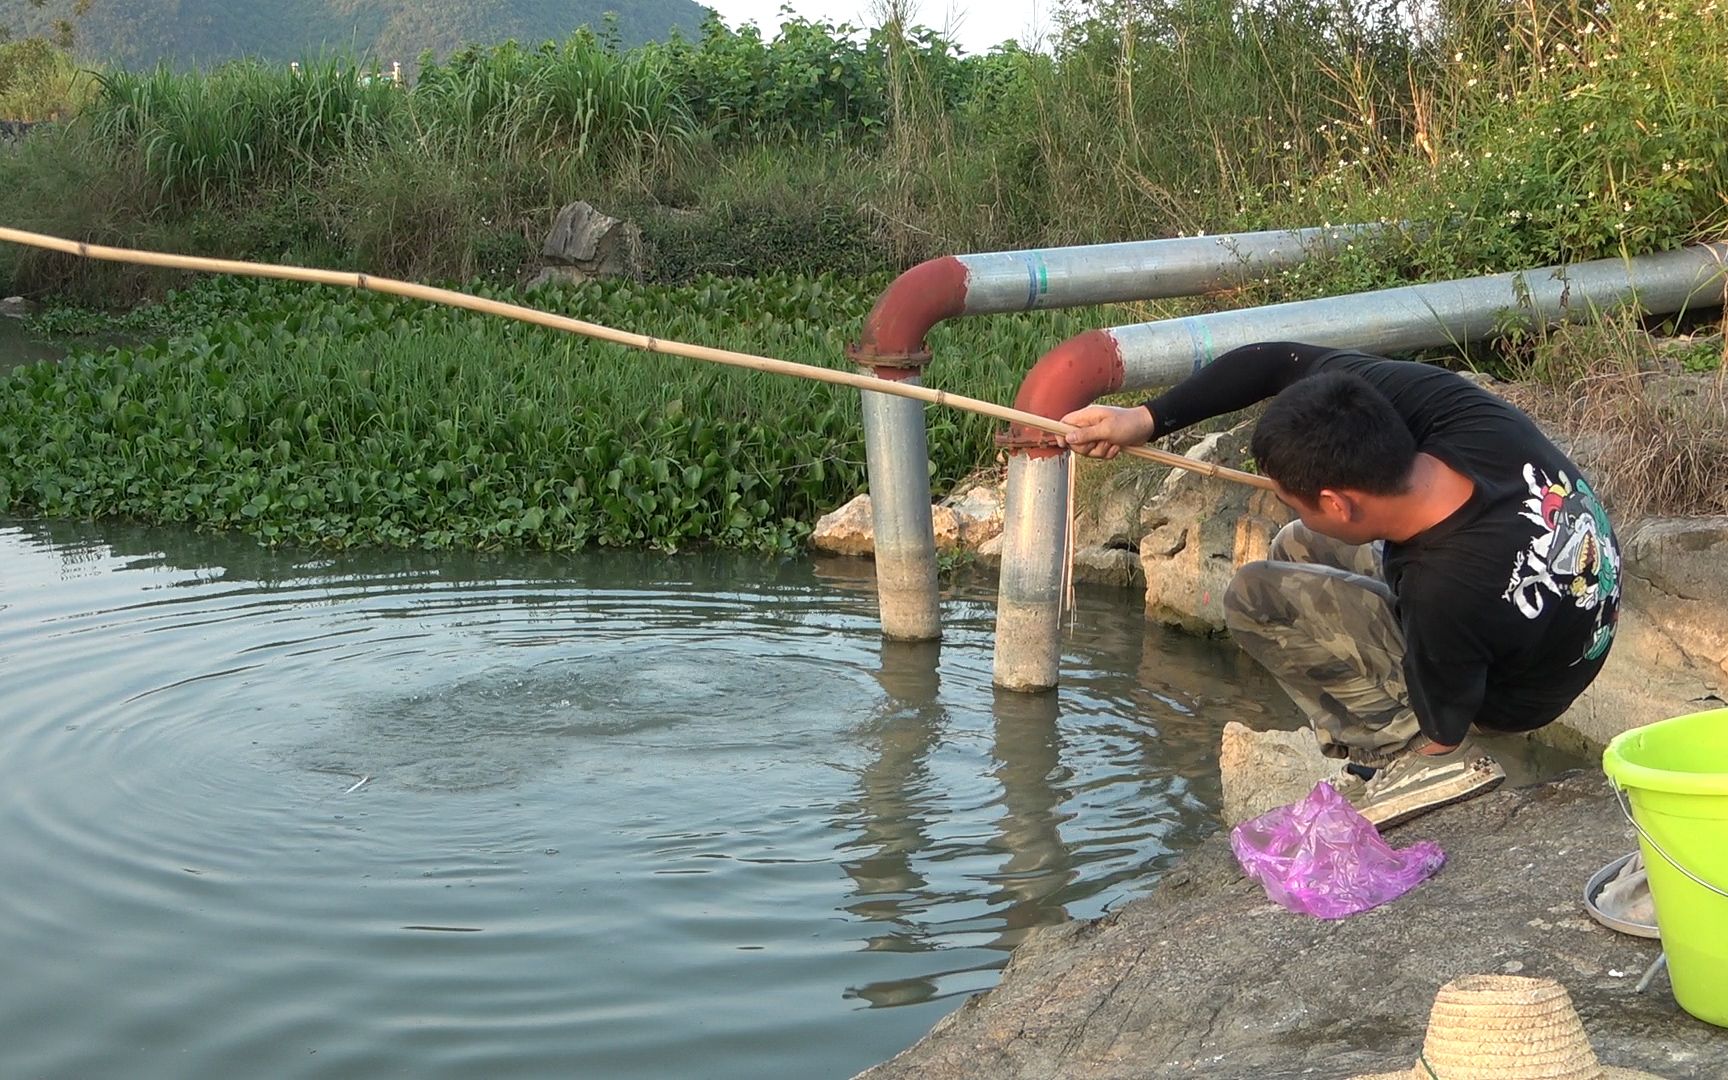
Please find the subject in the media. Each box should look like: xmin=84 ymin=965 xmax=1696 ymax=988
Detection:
xmin=1141 ymin=341 xmax=1333 ymax=437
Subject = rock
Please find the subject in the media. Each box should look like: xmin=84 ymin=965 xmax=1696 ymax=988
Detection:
xmin=1073 ymin=457 xmax=1159 ymax=551
xmin=1218 ymin=721 xmax=1338 ymax=826
xmin=535 ymin=201 xmax=641 ymax=282
xmin=941 ymin=468 xmax=1143 ymax=587
xmin=810 ymin=481 xmax=1009 ymax=559
xmin=1137 ymin=421 xmax=1292 ymax=633
xmin=812 ymin=494 xmax=875 ymax=557
xmin=1559 ymin=607 xmax=1725 ymax=751
xmin=856 ymin=773 xmax=1727 ymax=1079
xmin=524 ymin=265 xmax=597 ymax=291
xmin=1 ymin=296 xmax=37 ymax=319
xmin=1061 ymin=457 xmax=1166 ymax=590
xmin=940 ymin=476 xmax=1006 ymax=550
xmin=1070 ymin=547 xmax=1140 ymax=588
xmin=1624 ymin=516 xmax=1728 ymax=608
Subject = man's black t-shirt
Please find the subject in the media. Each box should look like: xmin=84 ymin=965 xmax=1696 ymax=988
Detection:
xmin=1143 ymin=342 xmax=1622 ymax=746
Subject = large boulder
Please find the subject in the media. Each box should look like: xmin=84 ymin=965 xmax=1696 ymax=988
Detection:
xmin=1624 ymin=516 xmax=1728 ymax=613
xmin=526 ymin=201 xmax=642 ymax=289
xmin=1137 ymin=422 xmax=1292 ymax=633
xmin=1217 ymin=721 xmax=1339 ymax=826
xmin=1 ymin=295 xmax=37 ymax=319
xmin=811 ymin=494 xmax=876 ymax=557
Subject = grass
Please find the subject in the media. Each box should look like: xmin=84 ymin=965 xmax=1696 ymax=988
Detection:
xmin=3 ymin=1 xmax=1726 ymax=547
xmin=1 ymin=0 xmax=1721 ymax=304
xmin=1499 ymin=310 xmax=1728 ymax=519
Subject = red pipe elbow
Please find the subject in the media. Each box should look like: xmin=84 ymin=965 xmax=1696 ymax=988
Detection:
xmin=847 ymin=256 xmax=969 ymax=379
xmin=1005 ymin=330 xmax=1126 ymax=458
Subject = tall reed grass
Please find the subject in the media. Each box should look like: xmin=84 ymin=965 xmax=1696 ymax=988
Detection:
xmin=1 ymin=1 xmax=1723 ymax=298
xmin=412 ymin=35 xmax=695 ymax=162
xmin=88 ymin=57 xmax=403 ymax=198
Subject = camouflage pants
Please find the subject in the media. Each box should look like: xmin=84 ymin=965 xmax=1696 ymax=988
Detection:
xmin=1223 ymin=521 xmax=1423 ymax=766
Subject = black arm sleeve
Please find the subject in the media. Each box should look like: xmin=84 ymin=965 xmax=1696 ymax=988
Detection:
xmin=1140 ymin=341 xmax=1335 ymax=437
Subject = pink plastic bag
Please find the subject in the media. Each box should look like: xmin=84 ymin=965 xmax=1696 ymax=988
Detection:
xmin=1229 ymin=781 xmax=1445 ymax=919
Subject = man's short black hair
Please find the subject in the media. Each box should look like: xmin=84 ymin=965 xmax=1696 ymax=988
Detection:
xmin=1250 ymin=371 xmax=1417 ymax=502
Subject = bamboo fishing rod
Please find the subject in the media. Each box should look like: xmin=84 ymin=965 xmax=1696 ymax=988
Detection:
xmin=0 ymin=226 xmax=1275 ymax=492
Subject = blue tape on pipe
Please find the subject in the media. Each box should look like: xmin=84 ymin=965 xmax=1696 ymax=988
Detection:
xmin=1186 ymin=320 xmax=1218 ymax=369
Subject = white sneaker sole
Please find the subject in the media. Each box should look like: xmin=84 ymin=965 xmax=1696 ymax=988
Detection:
xmin=1359 ymin=766 xmax=1506 ymax=830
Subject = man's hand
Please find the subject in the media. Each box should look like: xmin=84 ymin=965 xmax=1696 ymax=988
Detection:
xmin=1059 ymin=405 xmax=1156 ymax=460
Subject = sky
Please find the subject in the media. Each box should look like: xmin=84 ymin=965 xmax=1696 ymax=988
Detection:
xmin=701 ymin=0 xmax=1054 ymax=55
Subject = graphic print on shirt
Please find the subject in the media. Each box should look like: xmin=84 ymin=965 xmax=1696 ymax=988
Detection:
xmin=1502 ymin=464 xmax=1620 ymax=662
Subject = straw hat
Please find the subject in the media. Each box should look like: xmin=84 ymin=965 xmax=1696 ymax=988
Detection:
xmin=1350 ymin=974 xmax=1665 ymax=1079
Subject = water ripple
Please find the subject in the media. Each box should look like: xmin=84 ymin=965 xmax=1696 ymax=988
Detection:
xmin=0 ymin=516 xmax=1309 ymax=1080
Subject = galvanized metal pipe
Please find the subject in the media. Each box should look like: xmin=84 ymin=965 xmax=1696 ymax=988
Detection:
xmin=1112 ymin=243 xmax=1728 ymax=390
xmin=947 ymin=225 xmax=1384 ymax=316
xmin=862 ymin=382 xmax=941 ymax=640
xmin=993 ymin=243 xmax=1728 ymax=690
xmin=992 ymin=453 xmax=1071 ymax=692
xmin=854 ymin=227 xmax=1387 ymax=363
xmin=851 ymin=224 xmax=1384 ymax=642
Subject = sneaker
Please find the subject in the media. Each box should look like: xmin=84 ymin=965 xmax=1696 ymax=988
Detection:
xmin=1353 ymin=737 xmax=1506 ymax=829
xmin=1323 ymin=769 xmax=1368 ymax=800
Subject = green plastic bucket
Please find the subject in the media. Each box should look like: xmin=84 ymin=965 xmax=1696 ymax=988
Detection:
xmin=1602 ymin=707 xmax=1728 ymax=1027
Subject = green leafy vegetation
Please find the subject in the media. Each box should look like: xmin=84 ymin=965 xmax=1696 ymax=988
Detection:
xmin=4 ymin=0 xmax=1722 ymax=303
xmin=0 ymin=0 xmax=708 ymax=71
xmin=0 ymin=276 xmax=1104 ymax=551
xmin=2 ymin=0 xmax=1725 ymax=548
xmin=0 ymin=35 xmax=97 ymax=120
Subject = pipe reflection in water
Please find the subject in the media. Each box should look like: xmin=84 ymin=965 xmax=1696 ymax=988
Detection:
xmin=983 ymin=686 xmax=1073 ymax=948
xmin=838 ymin=640 xmax=1077 ymax=1008
xmin=837 ymin=640 xmax=945 ymax=956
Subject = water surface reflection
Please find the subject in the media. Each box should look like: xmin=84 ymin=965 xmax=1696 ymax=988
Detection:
xmin=0 ymin=516 xmax=1334 ymax=1079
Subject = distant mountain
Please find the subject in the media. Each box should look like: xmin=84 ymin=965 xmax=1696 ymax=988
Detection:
xmin=0 ymin=0 xmax=713 ymax=70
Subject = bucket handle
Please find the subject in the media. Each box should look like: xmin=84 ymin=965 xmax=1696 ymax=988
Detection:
xmin=1612 ymin=784 xmax=1728 ymax=900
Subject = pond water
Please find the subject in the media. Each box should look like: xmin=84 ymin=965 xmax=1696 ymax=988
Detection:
xmin=0 ymin=518 xmax=1585 ymax=1079
xmin=0 ymin=316 xmax=66 ymax=373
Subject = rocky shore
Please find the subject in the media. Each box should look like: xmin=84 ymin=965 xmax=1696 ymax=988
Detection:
xmin=855 ymin=772 xmax=1728 ymax=1079
xmin=814 ymin=371 xmax=1727 ymax=1079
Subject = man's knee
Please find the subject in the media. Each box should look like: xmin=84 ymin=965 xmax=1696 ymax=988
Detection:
xmin=1267 ymin=520 xmax=1313 ymax=564
xmin=1224 ymin=560 xmax=1283 ymax=633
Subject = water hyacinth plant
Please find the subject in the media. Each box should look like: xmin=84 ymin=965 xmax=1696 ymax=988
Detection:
xmin=0 ymin=275 xmax=1106 ymax=552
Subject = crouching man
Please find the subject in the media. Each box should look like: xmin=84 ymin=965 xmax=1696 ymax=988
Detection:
xmin=1062 ymin=342 xmax=1620 ymax=828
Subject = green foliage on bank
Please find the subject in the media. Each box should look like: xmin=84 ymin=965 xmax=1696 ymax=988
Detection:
xmin=0 ymin=0 xmax=708 ymax=72
xmin=0 ymin=276 xmax=1100 ymax=551
xmin=3 ymin=1 xmax=1726 ymax=552
xmin=0 ymin=35 xmax=97 ymax=120
xmin=4 ymin=0 xmax=1723 ymax=306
